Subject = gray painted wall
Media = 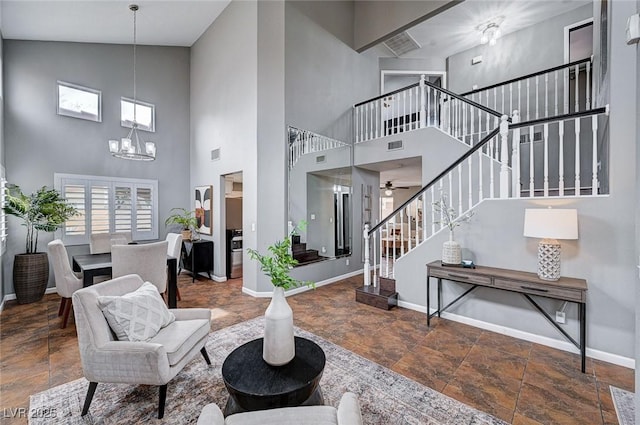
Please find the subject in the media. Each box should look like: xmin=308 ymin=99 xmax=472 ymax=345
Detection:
xmin=0 ymin=33 xmax=4 ymax=305
xmin=190 ymin=0 xmax=258 ymax=288
xmin=284 ymin=1 xmax=380 ymax=286
xmin=2 ymin=40 xmax=190 ymax=296
xmin=447 ymin=5 xmax=593 ymax=93
xmin=634 ymin=0 xmax=640 ymax=419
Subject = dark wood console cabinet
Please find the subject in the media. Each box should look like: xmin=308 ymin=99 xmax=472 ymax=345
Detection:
xmin=181 ymin=240 xmax=213 ymax=282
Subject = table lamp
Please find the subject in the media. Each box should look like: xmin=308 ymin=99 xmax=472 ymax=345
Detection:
xmin=523 ymin=208 xmax=578 ymax=281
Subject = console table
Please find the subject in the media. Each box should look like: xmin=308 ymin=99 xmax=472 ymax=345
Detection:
xmin=426 ymin=261 xmax=588 ymax=372
xmin=181 ymin=240 xmax=213 ymax=282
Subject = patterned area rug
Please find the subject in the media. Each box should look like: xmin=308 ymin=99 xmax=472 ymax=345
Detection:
xmin=611 ymin=386 xmax=635 ymax=425
xmin=30 ymin=317 xmax=506 ymax=425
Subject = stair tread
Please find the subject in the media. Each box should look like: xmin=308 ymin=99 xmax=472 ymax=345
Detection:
xmin=356 ymin=285 xmax=397 ymax=297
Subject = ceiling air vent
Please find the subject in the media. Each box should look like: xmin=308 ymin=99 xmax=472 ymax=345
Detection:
xmin=316 ymin=155 xmax=326 ymax=163
xmin=383 ymin=31 xmax=421 ymax=57
xmin=387 ymin=140 xmax=403 ymax=151
xmin=211 ymin=148 xmax=220 ymax=161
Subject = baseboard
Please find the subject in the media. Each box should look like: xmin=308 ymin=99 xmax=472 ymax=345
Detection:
xmin=211 ymin=275 xmax=227 ymax=283
xmin=1 ymin=288 xmax=58 ymax=313
xmin=397 ymin=300 xmax=635 ymax=369
xmin=242 ymin=269 xmax=364 ymax=298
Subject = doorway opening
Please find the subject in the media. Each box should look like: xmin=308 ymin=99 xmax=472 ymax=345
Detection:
xmin=224 ymin=172 xmax=243 ymax=280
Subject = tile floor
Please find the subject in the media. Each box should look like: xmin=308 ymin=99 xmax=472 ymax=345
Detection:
xmin=0 ymin=273 xmax=634 ymax=425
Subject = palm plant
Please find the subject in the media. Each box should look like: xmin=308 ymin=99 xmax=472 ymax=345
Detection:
xmin=3 ymin=184 xmax=79 ymax=253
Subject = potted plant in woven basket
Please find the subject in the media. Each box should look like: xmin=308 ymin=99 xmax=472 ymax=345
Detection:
xmin=247 ymin=222 xmax=313 ymax=366
xmin=3 ymin=185 xmax=79 ymax=304
xmin=433 ymin=193 xmax=474 ymax=265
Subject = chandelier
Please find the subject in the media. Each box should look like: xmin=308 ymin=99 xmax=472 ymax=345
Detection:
xmin=108 ymin=4 xmax=156 ymax=161
xmin=477 ymin=17 xmax=504 ymax=47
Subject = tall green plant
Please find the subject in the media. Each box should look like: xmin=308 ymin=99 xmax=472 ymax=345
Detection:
xmin=3 ymin=184 xmax=79 ymax=254
xmin=247 ymin=221 xmax=313 ymax=290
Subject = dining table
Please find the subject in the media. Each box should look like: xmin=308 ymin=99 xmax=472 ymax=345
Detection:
xmin=72 ymin=253 xmax=179 ymax=308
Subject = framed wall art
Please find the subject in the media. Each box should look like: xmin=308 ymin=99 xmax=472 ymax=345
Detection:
xmin=195 ymin=185 xmax=213 ymax=235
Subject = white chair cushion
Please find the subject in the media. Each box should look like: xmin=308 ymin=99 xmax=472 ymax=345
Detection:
xmin=98 ymin=281 xmax=175 ymax=342
xmin=149 ymin=318 xmax=210 ymax=365
xmin=225 ymin=406 xmax=338 ymax=425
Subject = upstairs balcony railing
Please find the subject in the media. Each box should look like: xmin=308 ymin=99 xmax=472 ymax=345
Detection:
xmin=288 ymin=126 xmax=349 ymax=169
xmin=353 ymin=76 xmax=503 ymax=146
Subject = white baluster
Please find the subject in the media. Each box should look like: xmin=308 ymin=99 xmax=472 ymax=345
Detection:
xmin=363 ymin=224 xmax=370 ymax=286
xmin=544 ymin=74 xmax=548 ymax=118
xmin=526 ymin=79 xmax=531 ymax=120
xmin=468 ymin=155 xmax=473 ymax=207
xmin=543 ymin=123 xmax=549 ymax=197
xmin=478 ymin=149 xmax=484 ymax=201
xmin=564 ymin=68 xmax=569 ymax=114
xmin=355 ymin=107 xmax=360 ymax=143
xmin=373 ymin=231 xmax=378 ymax=286
xmin=574 ymin=64 xmax=580 ymax=112
xmin=421 ymin=194 xmax=427 ymax=241
xmin=365 ymin=103 xmax=369 ymax=141
xmin=586 ymin=62 xmax=591 ymax=110
xmin=458 ymin=164 xmax=463 ymax=216
xmin=535 ymin=76 xmax=539 ymax=119
xmin=575 ymin=117 xmax=581 ymax=195
xmin=517 ymin=81 xmax=522 ymax=120
xmin=408 ymin=90 xmax=413 ymax=131
xmin=416 ymin=86 xmax=420 ymax=129
xmin=529 ymin=126 xmax=535 ymax=197
xmin=592 ymin=115 xmax=598 ymax=195
xmin=403 ymin=90 xmax=407 ymax=132
xmin=431 ymin=188 xmax=436 ymax=235
xmin=426 ymin=86 xmax=431 ymax=127
xmin=509 ymin=84 xmax=513 ymax=118
xmin=489 ymin=136 xmax=495 ymax=198
xmin=511 ymin=110 xmax=521 ymax=198
xmin=400 ymin=210 xmax=405 ymax=256
xmin=499 ymin=115 xmax=510 ymax=198
xmin=555 ymin=70 xmax=559 ymax=116
xmin=419 ymin=75 xmax=426 ymax=128
xmin=559 ymin=120 xmax=565 ymax=196
xmin=470 ymin=100 xmax=475 ymax=146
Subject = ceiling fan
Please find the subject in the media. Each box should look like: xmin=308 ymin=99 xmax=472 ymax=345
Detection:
xmin=381 ymin=181 xmax=410 ymax=196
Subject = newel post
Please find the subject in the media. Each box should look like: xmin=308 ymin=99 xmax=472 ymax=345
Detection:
xmin=363 ymin=224 xmax=370 ymax=286
xmin=419 ymin=75 xmax=427 ymax=128
xmin=510 ymin=111 xmax=520 ymax=198
xmin=499 ymin=114 xmax=510 ymax=198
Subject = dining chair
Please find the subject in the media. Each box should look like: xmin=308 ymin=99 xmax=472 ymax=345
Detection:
xmin=111 ymin=241 xmax=169 ymax=293
xmin=48 ymin=239 xmax=84 ymax=328
xmin=89 ymin=233 xmax=112 ymax=254
xmin=165 ymin=233 xmax=183 ymax=301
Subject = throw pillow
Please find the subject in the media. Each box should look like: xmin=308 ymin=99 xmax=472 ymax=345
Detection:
xmin=98 ymin=281 xmax=175 ymax=342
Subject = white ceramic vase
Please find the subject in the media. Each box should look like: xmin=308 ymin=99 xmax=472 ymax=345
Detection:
xmin=442 ymin=231 xmax=461 ymax=265
xmin=263 ymin=286 xmax=295 ymax=366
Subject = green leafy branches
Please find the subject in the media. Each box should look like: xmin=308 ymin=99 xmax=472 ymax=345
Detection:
xmin=247 ymin=221 xmax=313 ymax=290
xmin=3 ymin=184 xmax=79 ymax=254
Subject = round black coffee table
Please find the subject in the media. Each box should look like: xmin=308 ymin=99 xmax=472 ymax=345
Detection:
xmin=221 ymin=336 xmax=326 ymax=416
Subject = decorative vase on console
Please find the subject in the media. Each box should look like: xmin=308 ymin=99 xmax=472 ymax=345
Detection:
xmin=433 ymin=193 xmax=473 ymax=266
xmin=247 ymin=221 xmax=313 ymax=366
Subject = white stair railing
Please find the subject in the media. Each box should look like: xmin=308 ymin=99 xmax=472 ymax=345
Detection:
xmin=362 ymin=105 xmax=609 ymax=286
xmin=288 ymin=126 xmax=349 ymax=169
xmin=353 ymin=76 xmax=503 ymax=147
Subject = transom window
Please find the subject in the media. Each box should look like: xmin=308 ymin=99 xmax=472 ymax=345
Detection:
xmin=54 ymin=173 xmax=158 ymax=245
xmin=121 ymin=97 xmax=155 ymax=132
xmin=57 ymin=81 xmax=102 ymax=122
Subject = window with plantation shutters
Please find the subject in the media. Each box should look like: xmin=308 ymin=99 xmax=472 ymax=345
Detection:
xmin=54 ymin=174 xmax=158 ymax=245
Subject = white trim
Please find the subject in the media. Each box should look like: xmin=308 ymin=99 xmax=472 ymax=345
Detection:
xmin=1 ymin=287 xmax=58 ymax=314
xmin=380 ymin=70 xmax=447 ymax=94
xmin=242 ymin=269 xmax=364 ymax=298
xmin=211 ymin=275 xmax=227 ymax=283
xmin=564 ymin=18 xmax=594 ymax=64
xmin=397 ymin=300 xmax=634 ymax=369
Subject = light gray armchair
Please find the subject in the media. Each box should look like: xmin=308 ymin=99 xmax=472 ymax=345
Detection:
xmin=72 ymin=274 xmax=212 ymax=419
xmin=197 ymin=392 xmax=363 ymax=425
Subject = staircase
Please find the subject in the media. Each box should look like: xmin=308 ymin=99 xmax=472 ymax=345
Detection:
xmin=353 ymin=61 xmax=609 ymax=310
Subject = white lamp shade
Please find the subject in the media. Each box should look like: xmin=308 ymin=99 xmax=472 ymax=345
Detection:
xmin=523 ymin=208 xmax=578 ymax=240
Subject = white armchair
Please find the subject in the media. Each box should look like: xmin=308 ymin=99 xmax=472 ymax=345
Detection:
xmin=72 ymin=274 xmax=212 ymax=419
xmin=197 ymin=392 xmax=363 ymax=425
xmin=48 ymin=239 xmax=83 ymax=328
xmin=111 ymin=241 xmax=169 ymax=293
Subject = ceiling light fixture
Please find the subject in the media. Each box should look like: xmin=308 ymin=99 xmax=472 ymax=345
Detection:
xmin=477 ymin=17 xmax=504 ymax=47
xmin=108 ymin=4 xmax=156 ymax=161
